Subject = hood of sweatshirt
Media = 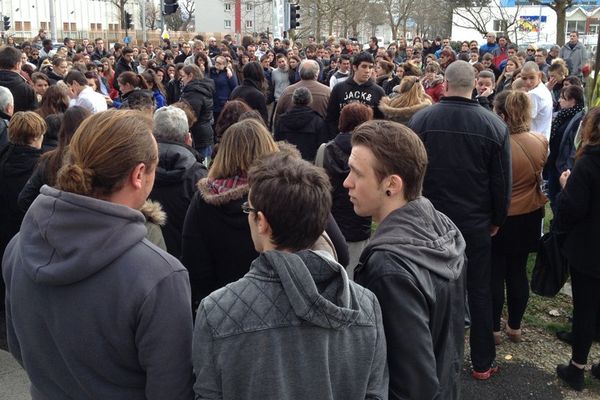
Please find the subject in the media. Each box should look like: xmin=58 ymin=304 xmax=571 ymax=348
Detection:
xmin=324 ymin=132 xmax=352 ymax=175
xmin=0 ymin=143 xmax=42 ymax=177
xmin=155 ymin=141 xmax=204 ymax=184
xmin=182 ymin=78 xmax=215 ymax=98
xmin=14 ymin=185 xmax=148 ymax=286
xmin=360 ymin=196 xmax=465 ymax=281
xmin=0 ymin=70 xmax=27 ymax=87
xmin=585 ymin=145 xmax=600 ymax=168
xmin=280 ymin=105 xmax=322 ymax=131
xmin=249 ymin=250 xmax=361 ymax=329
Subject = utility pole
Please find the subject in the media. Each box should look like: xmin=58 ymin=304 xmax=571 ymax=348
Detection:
xmin=48 ymin=0 xmax=57 ymax=42
xmin=160 ymin=0 xmax=165 ymax=31
xmin=141 ymin=0 xmax=147 ymax=42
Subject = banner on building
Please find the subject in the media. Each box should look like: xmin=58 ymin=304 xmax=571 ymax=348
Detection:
xmin=518 ymin=15 xmax=548 ymax=32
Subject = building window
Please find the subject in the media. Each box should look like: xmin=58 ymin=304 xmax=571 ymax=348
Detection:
xmin=225 ymin=3 xmax=232 ymax=11
xmin=63 ymin=22 xmax=77 ymax=31
xmin=493 ymin=19 xmax=508 ymax=32
xmin=15 ymin=21 xmax=23 ymax=31
xmin=225 ymin=20 xmax=232 ymax=29
xmin=246 ymin=3 xmax=253 ymax=11
xmin=40 ymin=22 xmax=49 ymax=30
xmin=24 ymin=22 xmax=31 ymax=31
xmin=246 ymin=20 xmax=253 ymax=28
xmin=566 ymin=20 xmax=585 ymax=34
xmin=90 ymin=23 xmax=103 ymax=31
xmin=109 ymin=23 xmax=119 ymax=32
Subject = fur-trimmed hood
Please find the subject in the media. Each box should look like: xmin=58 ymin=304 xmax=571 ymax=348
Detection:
xmin=139 ymin=200 xmax=166 ymax=226
xmin=379 ymin=96 xmax=432 ymax=124
xmin=422 ymin=74 xmax=444 ymax=89
xmin=196 ymin=177 xmax=249 ymax=206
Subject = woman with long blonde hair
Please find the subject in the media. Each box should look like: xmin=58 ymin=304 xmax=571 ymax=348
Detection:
xmin=181 ymin=119 xmax=279 ymax=307
xmin=378 ymin=76 xmax=432 ymax=125
xmin=492 ymin=90 xmax=548 ymax=345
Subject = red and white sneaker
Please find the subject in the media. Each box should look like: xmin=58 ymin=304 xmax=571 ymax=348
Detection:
xmin=472 ymin=364 xmax=499 ymax=380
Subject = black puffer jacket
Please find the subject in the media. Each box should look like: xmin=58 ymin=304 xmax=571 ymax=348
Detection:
xmin=0 ymin=70 xmax=38 ymax=112
xmin=555 ymin=145 xmax=600 ymax=278
xmin=322 ymin=132 xmax=371 ymax=242
xmin=166 ymin=78 xmax=182 ymax=105
xmin=408 ymin=96 xmax=512 ymax=234
xmin=0 ymin=113 xmax=9 ymax=150
xmin=180 ymin=79 xmax=215 ymax=149
xmin=46 ymin=70 xmax=64 ymax=85
xmin=0 ymin=143 xmax=42 ymax=258
xmin=229 ymin=79 xmax=268 ymax=123
xmin=274 ymin=105 xmax=329 ymax=161
xmin=181 ymin=180 xmax=255 ymax=306
xmin=181 ymin=179 xmax=349 ymax=306
xmin=149 ymin=141 xmax=207 ymax=259
xmin=113 ymin=57 xmax=134 ymax=92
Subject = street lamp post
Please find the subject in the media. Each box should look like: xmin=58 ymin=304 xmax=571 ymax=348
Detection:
xmin=49 ymin=0 xmax=57 ymax=41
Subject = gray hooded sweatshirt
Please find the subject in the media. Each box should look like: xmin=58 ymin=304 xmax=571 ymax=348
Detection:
xmin=193 ymin=249 xmax=388 ymax=400
xmin=2 ymin=185 xmax=194 ymax=400
xmin=355 ymin=196 xmax=466 ymax=400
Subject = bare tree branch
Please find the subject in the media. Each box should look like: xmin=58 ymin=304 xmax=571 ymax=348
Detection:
xmin=141 ymin=0 xmax=160 ymax=31
xmin=109 ymin=0 xmax=129 ymax=29
xmin=453 ymin=0 xmax=521 ymax=39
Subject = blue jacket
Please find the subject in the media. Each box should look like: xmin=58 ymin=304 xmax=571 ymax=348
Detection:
xmin=209 ymin=68 xmax=238 ymax=113
xmin=153 ymin=88 xmax=166 ymax=109
xmin=479 ymin=42 xmax=499 ymax=57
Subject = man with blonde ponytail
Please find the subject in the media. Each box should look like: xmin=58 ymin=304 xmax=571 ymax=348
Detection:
xmin=2 ymin=109 xmax=194 ymax=399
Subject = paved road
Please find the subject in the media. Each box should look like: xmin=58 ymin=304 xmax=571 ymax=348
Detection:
xmin=0 ymin=350 xmax=29 ymax=400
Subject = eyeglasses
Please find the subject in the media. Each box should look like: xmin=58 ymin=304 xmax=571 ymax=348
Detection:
xmin=241 ymin=201 xmax=257 ymax=214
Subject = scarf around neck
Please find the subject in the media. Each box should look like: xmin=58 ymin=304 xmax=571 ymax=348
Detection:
xmin=207 ymin=175 xmax=248 ymax=195
xmin=551 ymin=103 xmax=584 ymax=141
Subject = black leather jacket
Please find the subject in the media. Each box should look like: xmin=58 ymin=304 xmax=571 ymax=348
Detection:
xmin=408 ymin=96 xmax=512 ymax=235
xmin=355 ymin=197 xmax=466 ymax=400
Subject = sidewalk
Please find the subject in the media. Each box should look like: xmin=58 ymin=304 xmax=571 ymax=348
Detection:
xmin=460 ymin=278 xmax=600 ymax=400
xmin=0 ymin=350 xmax=29 ymax=400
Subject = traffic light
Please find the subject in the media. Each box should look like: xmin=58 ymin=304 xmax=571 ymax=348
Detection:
xmin=3 ymin=16 xmax=10 ymax=31
xmin=164 ymin=0 xmax=179 ymax=15
xmin=289 ymin=4 xmax=300 ymax=30
xmin=124 ymin=12 xmax=133 ymax=30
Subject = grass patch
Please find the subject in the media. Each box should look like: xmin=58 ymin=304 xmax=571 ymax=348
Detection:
xmin=509 ymin=205 xmax=574 ymax=333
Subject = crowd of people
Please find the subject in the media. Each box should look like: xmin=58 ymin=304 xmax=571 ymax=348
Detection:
xmin=0 ymin=27 xmax=599 ymax=399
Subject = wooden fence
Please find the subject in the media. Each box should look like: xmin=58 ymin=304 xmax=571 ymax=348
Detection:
xmin=10 ymin=30 xmax=228 ymax=46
